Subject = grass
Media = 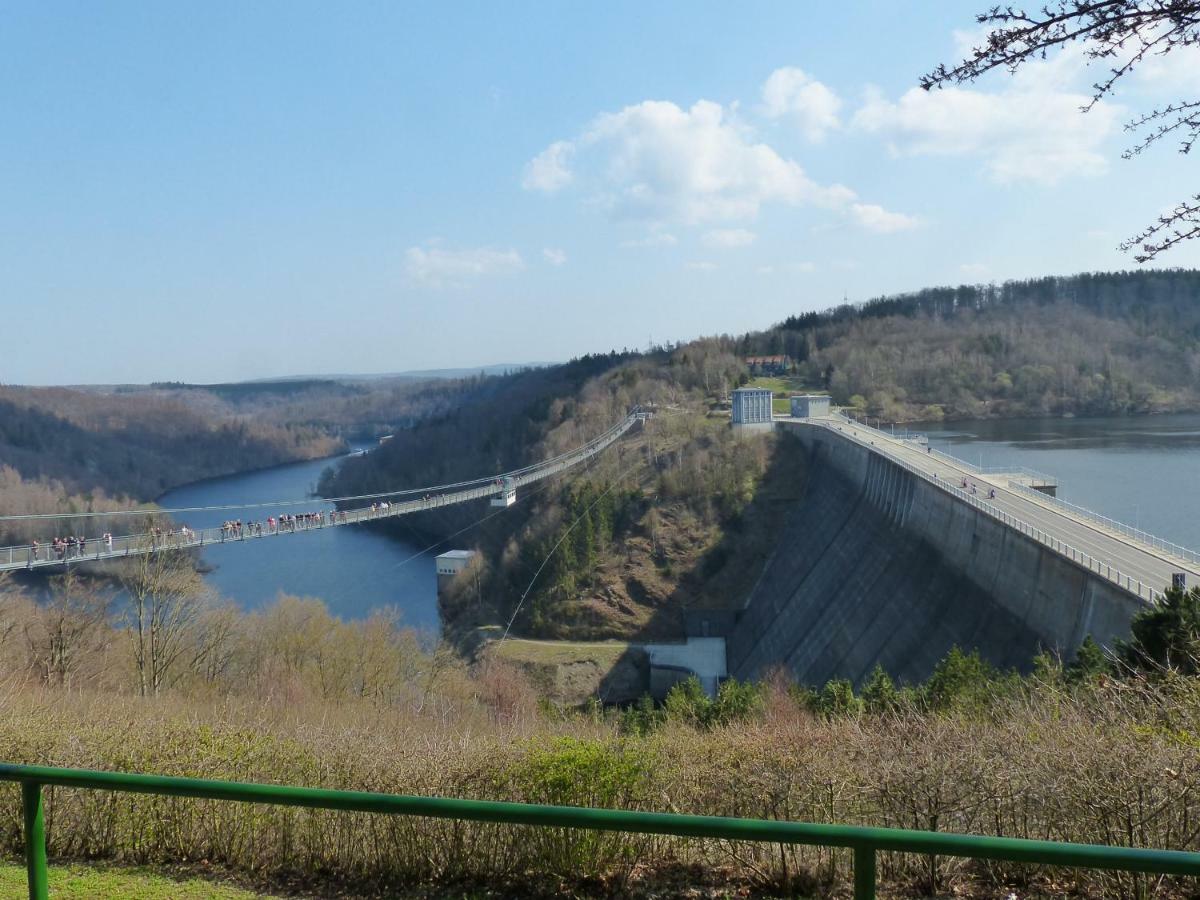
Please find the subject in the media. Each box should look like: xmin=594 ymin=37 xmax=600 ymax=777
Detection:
xmin=745 ymin=375 xmax=811 ymax=395
xmin=745 ymin=376 xmax=823 ymax=413
xmin=491 ymin=638 xmax=633 ymax=666
xmin=0 ymin=861 xmax=270 ymax=898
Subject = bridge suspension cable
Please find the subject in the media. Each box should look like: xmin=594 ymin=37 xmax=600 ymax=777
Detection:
xmin=0 ymin=412 xmax=639 ymax=523
xmin=0 ymin=409 xmax=644 ymax=571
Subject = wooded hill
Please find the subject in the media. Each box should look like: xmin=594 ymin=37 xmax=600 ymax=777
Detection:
xmin=0 ymin=376 xmax=469 ymax=543
xmin=323 ymin=344 xmax=796 ymax=643
xmin=324 ymin=269 xmax=1200 ymax=644
xmin=740 ymin=269 xmax=1200 ymax=421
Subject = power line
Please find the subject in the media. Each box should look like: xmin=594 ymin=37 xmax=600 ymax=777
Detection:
xmin=499 ymin=460 xmax=635 ymax=644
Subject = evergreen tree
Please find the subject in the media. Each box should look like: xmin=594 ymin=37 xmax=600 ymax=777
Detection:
xmin=1120 ymin=585 xmax=1200 ymax=675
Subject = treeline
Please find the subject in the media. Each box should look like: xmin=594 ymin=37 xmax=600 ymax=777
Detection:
xmin=340 ymin=342 xmax=786 ymax=642
xmin=0 ymin=376 xmax=475 ymax=545
xmin=0 ymin=559 xmax=438 ymax=704
xmin=741 ymin=269 xmax=1200 ymax=420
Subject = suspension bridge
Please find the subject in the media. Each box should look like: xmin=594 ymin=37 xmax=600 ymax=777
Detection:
xmin=0 ymin=410 xmax=645 ymax=572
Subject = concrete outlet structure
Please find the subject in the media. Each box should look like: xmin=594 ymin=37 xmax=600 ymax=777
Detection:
xmin=790 ymin=394 xmax=830 ymax=418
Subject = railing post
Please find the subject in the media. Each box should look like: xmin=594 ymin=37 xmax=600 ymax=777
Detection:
xmin=22 ymin=781 xmax=48 ymax=900
xmin=854 ymin=845 xmax=876 ymax=900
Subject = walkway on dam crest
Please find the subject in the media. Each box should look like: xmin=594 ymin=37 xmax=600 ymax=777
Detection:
xmin=776 ymin=413 xmax=1200 ymax=604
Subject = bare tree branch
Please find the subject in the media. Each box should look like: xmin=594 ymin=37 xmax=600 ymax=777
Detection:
xmin=923 ymin=1 xmax=1200 ymax=261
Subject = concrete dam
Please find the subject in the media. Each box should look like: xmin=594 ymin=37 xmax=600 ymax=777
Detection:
xmin=726 ymin=419 xmax=1177 ymax=687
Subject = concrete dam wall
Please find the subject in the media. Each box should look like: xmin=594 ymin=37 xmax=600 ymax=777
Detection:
xmin=726 ymin=425 xmax=1145 ymax=687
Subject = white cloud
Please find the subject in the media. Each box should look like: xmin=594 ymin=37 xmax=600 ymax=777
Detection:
xmin=702 ymin=227 xmax=756 ymax=248
xmin=525 ymin=97 xmax=912 ymax=233
xmin=620 ymin=229 xmax=678 ymax=248
xmin=1132 ymin=48 xmax=1200 ymax=93
xmin=760 ymin=67 xmax=842 ymax=141
xmin=850 ymin=203 xmax=919 ymax=233
xmin=759 ymin=261 xmax=817 ymax=274
xmin=686 ymin=260 xmax=717 ymax=271
xmin=959 ymin=262 xmax=990 ymax=277
xmin=404 ymin=244 xmax=525 ymax=288
xmin=521 ymin=140 xmax=574 ymax=192
xmin=852 ymin=44 xmax=1122 ymax=185
xmin=542 ymin=247 xmax=567 ymax=266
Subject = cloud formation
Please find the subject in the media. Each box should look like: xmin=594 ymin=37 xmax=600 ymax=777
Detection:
xmin=405 ymin=244 xmax=525 ymax=288
xmin=852 ymin=42 xmax=1122 ymax=184
xmin=760 ymin=66 xmax=841 ymax=141
xmin=522 ymin=141 xmax=574 ymax=191
xmin=621 ymin=229 xmax=679 ymax=248
xmin=524 ymin=97 xmax=913 ymax=233
xmin=542 ymin=247 xmax=567 ymax=265
xmin=702 ymin=228 xmax=756 ymax=248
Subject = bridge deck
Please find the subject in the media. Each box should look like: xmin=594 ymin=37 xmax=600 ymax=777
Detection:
xmin=0 ymin=413 xmax=639 ymax=572
xmin=778 ymin=414 xmax=1200 ymax=603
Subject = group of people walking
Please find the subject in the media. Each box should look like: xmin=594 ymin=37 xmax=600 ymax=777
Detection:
xmin=24 ymin=505 xmax=367 ymax=566
xmin=221 ymin=511 xmax=342 ymax=540
xmin=30 ymin=532 xmax=115 ymax=562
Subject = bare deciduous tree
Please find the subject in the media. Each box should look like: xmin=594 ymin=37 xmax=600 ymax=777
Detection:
xmin=24 ymin=569 xmax=111 ymax=688
xmin=924 ymin=1 xmax=1200 ymax=261
xmin=117 ymin=547 xmax=211 ymax=696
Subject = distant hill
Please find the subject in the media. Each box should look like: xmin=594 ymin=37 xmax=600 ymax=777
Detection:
xmin=238 ymin=361 xmax=560 ymax=384
xmin=740 ymin=269 xmax=1200 ymax=420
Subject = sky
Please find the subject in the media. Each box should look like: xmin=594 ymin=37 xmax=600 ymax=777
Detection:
xmin=5 ymin=1 xmax=1200 ymax=384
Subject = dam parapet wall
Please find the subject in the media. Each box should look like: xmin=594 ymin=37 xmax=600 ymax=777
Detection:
xmin=726 ymin=422 xmax=1144 ymax=686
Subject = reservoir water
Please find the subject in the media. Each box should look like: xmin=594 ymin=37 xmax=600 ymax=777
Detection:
xmin=922 ymin=413 xmax=1200 ymax=554
xmin=157 ymin=449 xmax=440 ymax=632
xmin=157 ymin=413 xmax=1200 ymax=629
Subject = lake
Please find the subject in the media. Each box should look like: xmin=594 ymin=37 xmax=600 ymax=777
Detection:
xmin=157 ymin=448 xmax=440 ymax=631
xmin=921 ymin=412 xmax=1200 ymax=553
xmin=158 ymin=413 xmax=1200 ymax=629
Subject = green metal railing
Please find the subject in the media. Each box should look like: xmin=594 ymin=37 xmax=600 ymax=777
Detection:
xmin=3 ymin=763 xmax=1200 ymax=899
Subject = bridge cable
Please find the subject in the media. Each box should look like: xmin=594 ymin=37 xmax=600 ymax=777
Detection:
xmin=498 ymin=458 xmax=637 ymax=645
xmin=0 ymin=413 xmax=637 ymax=523
xmin=386 ymin=475 xmax=561 ymax=573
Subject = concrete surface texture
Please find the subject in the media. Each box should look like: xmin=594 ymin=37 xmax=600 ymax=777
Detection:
xmin=727 ymin=425 xmax=1147 ymax=687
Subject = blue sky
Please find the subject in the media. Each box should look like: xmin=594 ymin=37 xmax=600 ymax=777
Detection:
xmin=5 ymin=2 xmax=1200 ymax=384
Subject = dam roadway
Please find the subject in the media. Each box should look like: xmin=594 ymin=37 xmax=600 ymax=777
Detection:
xmin=777 ymin=414 xmax=1200 ymax=603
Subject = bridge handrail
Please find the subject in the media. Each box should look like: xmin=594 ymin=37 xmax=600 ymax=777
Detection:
xmin=1006 ymin=481 xmax=1200 ymax=567
xmin=0 ymin=411 xmax=641 ymax=572
xmin=924 ymin=447 xmax=1057 ymax=486
xmin=810 ymin=420 xmax=1162 ymax=603
xmin=4 ymin=762 xmax=1200 ymax=900
xmin=829 ymin=411 xmax=927 ymax=445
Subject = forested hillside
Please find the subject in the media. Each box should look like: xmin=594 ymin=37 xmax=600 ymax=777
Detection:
xmin=742 ymin=269 xmax=1200 ymax=420
xmin=323 ymin=345 xmax=801 ymax=642
xmin=0 ymin=377 xmax=467 ymax=544
xmin=324 ymin=269 xmax=1200 ymax=645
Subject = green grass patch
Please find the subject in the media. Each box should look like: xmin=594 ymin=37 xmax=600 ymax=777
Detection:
xmin=491 ymin=638 xmax=632 ymax=666
xmin=0 ymin=861 xmax=270 ymax=898
xmin=746 ymin=375 xmax=809 ymax=395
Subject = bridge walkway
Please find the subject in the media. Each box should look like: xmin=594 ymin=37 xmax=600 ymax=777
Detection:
xmin=0 ymin=411 xmax=641 ymax=572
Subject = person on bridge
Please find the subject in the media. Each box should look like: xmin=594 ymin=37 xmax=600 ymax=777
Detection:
xmin=989 ymin=488 xmax=996 ymax=499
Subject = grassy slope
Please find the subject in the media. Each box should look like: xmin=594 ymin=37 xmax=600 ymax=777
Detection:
xmin=0 ymin=862 xmax=269 ymax=898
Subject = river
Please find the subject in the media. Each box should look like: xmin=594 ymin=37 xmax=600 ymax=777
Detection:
xmin=921 ymin=412 xmax=1200 ymax=553
xmin=158 ymin=413 xmax=1200 ymax=629
xmin=157 ymin=448 xmax=440 ymax=632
